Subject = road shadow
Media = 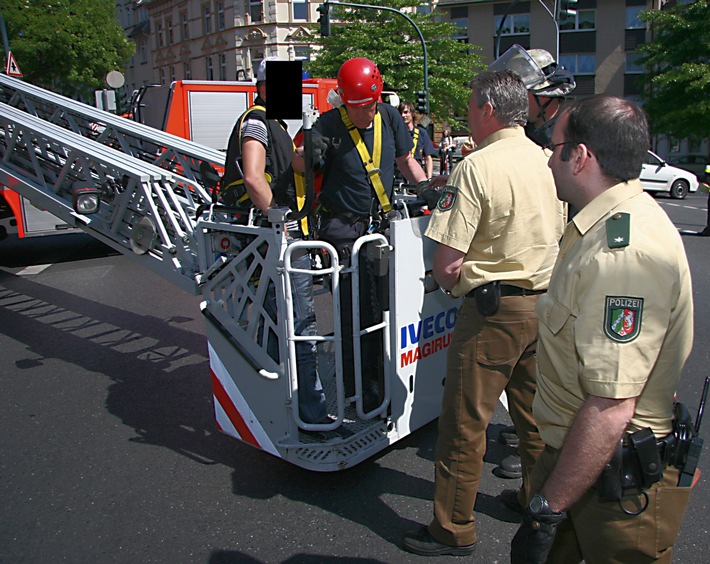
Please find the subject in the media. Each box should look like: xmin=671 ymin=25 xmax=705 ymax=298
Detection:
xmin=0 ymin=268 xmax=521 ymax=557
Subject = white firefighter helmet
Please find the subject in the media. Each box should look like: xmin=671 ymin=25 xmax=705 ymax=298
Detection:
xmin=490 ymin=44 xmax=575 ymax=98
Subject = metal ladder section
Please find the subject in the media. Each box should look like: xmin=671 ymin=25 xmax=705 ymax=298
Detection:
xmin=0 ymin=101 xmax=211 ymax=294
xmin=0 ymin=74 xmax=225 ymax=188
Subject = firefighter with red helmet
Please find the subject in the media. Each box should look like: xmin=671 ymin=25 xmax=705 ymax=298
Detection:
xmin=293 ymin=57 xmax=428 ymax=411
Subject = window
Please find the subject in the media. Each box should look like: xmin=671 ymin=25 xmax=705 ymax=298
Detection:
xmin=494 ymin=14 xmax=530 ymax=36
xmin=180 ymin=12 xmax=189 ymax=40
xmin=167 ymin=19 xmax=173 ymax=45
xmin=159 ymin=67 xmax=166 ymax=84
xmin=217 ymin=2 xmax=226 ymax=31
xmin=206 ymin=57 xmax=214 ymax=80
xmin=452 ymin=17 xmax=468 ymax=42
xmin=559 ymin=54 xmax=596 ymax=75
xmin=157 ymin=21 xmax=164 ymax=49
xmin=249 ymin=0 xmax=263 ymax=24
xmin=183 ymin=61 xmax=192 ymax=80
xmin=626 ymin=7 xmax=646 ymax=30
xmin=170 ymin=65 xmax=176 ymax=82
xmin=559 ymin=10 xmax=595 ymax=31
xmin=140 ymin=39 xmax=147 ymax=64
xmin=203 ymin=4 xmax=212 ymax=35
xmin=219 ymin=54 xmax=227 ymax=81
xmin=293 ymin=0 xmax=307 ymax=21
xmin=625 ymin=51 xmax=644 ymax=74
xmin=294 ymin=46 xmax=310 ymax=62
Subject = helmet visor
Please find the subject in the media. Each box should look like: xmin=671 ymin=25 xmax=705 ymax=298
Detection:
xmin=489 ymin=44 xmax=546 ymax=89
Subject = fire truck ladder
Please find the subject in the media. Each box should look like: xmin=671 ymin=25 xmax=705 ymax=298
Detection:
xmin=0 ymin=74 xmax=225 ymax=190
xmin=0 ymin=78 xmax=397 ymax=471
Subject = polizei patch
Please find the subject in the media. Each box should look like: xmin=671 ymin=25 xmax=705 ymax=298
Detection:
xmin=437 ymin=186 xmax=458 ymax=211
xmin=604 ymin=296 xmax=643 ymax=343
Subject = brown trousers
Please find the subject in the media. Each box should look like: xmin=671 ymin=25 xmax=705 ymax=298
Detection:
xmin=428 ymin=296 xmax=544 ymax=547
xmin=530 ymin=446 xmax=693 ymax=563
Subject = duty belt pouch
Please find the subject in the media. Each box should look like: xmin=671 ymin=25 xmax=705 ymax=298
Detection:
xmin=473 ymin=281 xmax=501 ymax=316
xmin=629 ymin=427 xmax=663 ymax=488
xmin=597 ymin=441 xmax=624 ymax=501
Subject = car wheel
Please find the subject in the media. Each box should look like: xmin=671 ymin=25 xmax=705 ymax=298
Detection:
xmin=670 ymin=180 xmax=689 ymax=199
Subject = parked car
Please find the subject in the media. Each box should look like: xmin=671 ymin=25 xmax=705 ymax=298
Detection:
xmin=450 ymin=136 xmax=471 ymax=164
xmin=640 ymin=151 xmax=699 ymax=199
xmin=667 ymin=153 xmax=708 ymax=179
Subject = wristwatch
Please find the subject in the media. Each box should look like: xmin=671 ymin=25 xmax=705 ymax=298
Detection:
xmin=528 ymin=493 xmax=555 ymax=516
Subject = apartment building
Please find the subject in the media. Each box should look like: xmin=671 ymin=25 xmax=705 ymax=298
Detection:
xmin=118 ymin=0 xmax=320 ymax=94
xmin=115 ymin=0 xmax=703 ymax=157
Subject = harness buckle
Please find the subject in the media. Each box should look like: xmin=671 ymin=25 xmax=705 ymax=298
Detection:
xmin=367 ymin=167 xmax=382 ymax=179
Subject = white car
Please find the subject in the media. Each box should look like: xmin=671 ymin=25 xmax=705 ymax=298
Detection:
xmin=640 ymin=151 xmax=699 ymax=199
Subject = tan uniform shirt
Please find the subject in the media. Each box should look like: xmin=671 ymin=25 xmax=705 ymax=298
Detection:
xmin=534 ymin=180 xmax=694 ymax=449
xmin=425 ymin=127 xmax=565 ymax=297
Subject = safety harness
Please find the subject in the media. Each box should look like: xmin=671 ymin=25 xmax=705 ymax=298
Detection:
xmin=222 ymin=104 xmax=309 ymax=234
xmin=409 ymin=127 xmax=420 ymax=159
xmin=338 ymin=106 xmax=392 ymax=214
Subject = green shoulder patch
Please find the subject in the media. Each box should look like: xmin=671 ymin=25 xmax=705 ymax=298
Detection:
xmin=604 ymin=296 xmax=643 ymax=343
xmin=437 ymin=185 xmax=458 ymax=212
xmin=606 ymin=212 xmax=630 ymax=248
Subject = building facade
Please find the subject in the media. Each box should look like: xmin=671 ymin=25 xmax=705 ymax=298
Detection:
xmin=115 ymin=0 xmax=705 ymax=158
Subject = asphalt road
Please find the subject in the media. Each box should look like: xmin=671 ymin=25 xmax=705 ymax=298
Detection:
xmin=1 ymin=191 xmax=709 ymax=563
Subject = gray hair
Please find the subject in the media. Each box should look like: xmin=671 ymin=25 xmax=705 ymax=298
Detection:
xmin=470 ymin=70 xmax=528 ymax=127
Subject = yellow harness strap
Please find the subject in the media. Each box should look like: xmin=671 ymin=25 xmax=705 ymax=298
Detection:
xmin=410 ymin=127 xmax=419 ymax=158
xmin=338 ymin=106 xmax=391 ymax=213
xmin=225 ymin=104 xmax=309 ymax=234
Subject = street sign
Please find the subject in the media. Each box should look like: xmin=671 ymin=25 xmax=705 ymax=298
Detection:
xmin=6 ymin=51 xmax=22 ymax=77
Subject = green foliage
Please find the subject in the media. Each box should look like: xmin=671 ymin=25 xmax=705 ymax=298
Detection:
xmin=638 ymin=1 xmax=710 ymax=140
xmin=0 ymin=0 xmax=134 ymax=99
xmin=305 ymin=0 xmax=484 ymax=122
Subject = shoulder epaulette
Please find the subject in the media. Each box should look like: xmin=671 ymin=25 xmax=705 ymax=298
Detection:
xmin=606 ymin=212 xmax=630 ymax=249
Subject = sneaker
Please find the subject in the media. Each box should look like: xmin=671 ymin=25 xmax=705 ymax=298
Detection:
xmin=402 ymin=526 xmax=476 ymax=557
xmin=499 ymin=488 xmax=525 ymax=514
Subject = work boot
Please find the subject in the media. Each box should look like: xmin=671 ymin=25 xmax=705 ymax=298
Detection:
xmin=494 ymin=453 xmax=522 ymax=479
xmin=498 ymin=425 xmax=519 ymax=447
xmin=402 ymin=526 xmax=477 ymax=556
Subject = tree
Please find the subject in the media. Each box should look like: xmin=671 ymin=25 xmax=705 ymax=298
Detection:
xmin=306 ymin=0 xmax=485 ymax=125
xmin=0 ymin=0 xmax=134 ymax=99
xmin=638 ymin=1 xmax=710 ymax=140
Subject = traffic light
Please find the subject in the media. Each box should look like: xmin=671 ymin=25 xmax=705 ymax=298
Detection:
xmin=317 ymin=3 xmax=331 ymax=37
xmin=556 ymin=0 xmax=578 ymax=19
xmin=415 ymin=90 xmax=428 ymax=115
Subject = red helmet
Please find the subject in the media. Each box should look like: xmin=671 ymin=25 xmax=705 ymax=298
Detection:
xmin=337 ymin=57 xmax=383 ymax=107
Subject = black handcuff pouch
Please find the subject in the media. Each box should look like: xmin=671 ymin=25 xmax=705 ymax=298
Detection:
xmin=473 ymin=281 xmax=501 ymax=316
xmin=596 ymin=427 xmax=663 ymax=502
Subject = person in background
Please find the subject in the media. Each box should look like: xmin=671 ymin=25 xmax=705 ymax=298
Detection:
xmin=402 ymin=69 xmax=564 ymax=557
xmin=398 ymin=100 xmax=436 ymax=179
xmin=293 ymin=57 xmax=428 ymax=412
xmin=222 ymin=57 xmax=328 ymax=425
xmin=488 ymin=44 xmax=576 ymax=492
xmin=511 ymin=94 xmax=695 ymax=564
xmin=438 ymin=129 xmax=454 ymax=174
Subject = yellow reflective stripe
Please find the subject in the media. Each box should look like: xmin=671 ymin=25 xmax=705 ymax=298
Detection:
xmin=338 ymin=106 xmax=391 ymax=213
xmin=293 ymin=171 xmax=309 ymax=235
xmin=410 ymin=127 xmax=419 ymax=158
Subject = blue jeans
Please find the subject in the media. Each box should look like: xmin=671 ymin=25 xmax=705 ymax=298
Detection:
xmin=289 ymin=252 xmax=327 ymax=423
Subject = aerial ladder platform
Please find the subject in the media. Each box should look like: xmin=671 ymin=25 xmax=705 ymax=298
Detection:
xmin=0 ymin=75 xmax=457 ymax=471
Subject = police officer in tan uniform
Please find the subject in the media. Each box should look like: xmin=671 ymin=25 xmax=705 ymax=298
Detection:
xmin=511 ymin=95 xmax=695 ymax=563
xmin=402 ymin=70 xmax=565 ymax=556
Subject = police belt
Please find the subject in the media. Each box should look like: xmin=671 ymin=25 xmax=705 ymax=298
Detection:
xmin=465 ymin=284 xmax=546 ymax=298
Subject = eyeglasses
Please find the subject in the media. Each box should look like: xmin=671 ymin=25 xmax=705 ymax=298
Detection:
xmin=543 ymin=141 xmax=573 ymax=152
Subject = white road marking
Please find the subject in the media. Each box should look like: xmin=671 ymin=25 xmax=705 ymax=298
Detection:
xmin=16 ymin=264 xmax=52 ymax=276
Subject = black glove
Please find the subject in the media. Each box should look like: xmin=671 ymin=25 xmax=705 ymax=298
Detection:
xmin=311 ymin=136 xmax=330 ymax=169
xmin=416 ymin=181 xmax=441 ymax=209
xmin=510 ymin=509 xmax=566 ymax=564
